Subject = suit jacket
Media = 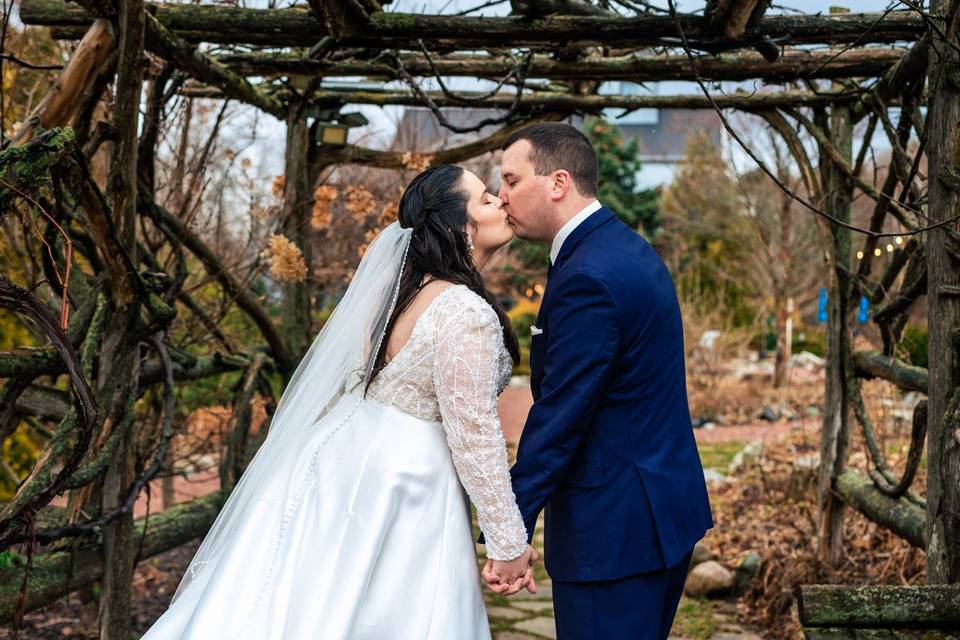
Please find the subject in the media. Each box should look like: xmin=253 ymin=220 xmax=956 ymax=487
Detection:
xmin=508 ymin=206 xmax=713 ymax=582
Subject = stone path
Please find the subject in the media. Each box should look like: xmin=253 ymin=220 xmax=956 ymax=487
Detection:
xmin=480 ymin=517 xmax=761 ymax=640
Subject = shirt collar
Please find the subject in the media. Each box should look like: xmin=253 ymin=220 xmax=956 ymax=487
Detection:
xmin=550 ymin=199 xmax=602 ymax=265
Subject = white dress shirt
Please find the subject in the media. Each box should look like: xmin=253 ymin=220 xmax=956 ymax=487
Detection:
xmin=549 ymin=199 xmax=602 ymax=265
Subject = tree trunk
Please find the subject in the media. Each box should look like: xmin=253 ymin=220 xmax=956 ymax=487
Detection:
xmin=817 ymin=98 xmax=855 ymax=566
xmin=97 ymin=2 xmax=144 ymax=638
xmin=281 ymin=103 xmax=314 ymax=362
xmin=924 ymin=0 xmax=960 ymax=584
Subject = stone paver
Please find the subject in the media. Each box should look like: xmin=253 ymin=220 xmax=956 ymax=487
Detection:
xmin=487 ymin=606 xmax=529 ymax=620
xmin=512 ymin=617 xmax=558 ymax=639
xmin=509 ymin=601 xmax=553 ymax=613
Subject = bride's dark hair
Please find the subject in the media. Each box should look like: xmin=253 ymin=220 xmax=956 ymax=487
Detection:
xmin=366 ymin=164 xmax=520 ymax=391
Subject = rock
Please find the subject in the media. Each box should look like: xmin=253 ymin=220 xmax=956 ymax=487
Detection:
xmin=790 ymin=351 xmax=825 ymax=368
xmin=699 ymin=330 xmax=722 ymax=350
xmin=692 ymin=415 xmax=719 ymax=429
xmin=734 ymin=552 xmax=761 ymax=594
xmin=759 ymin=405 xmax=779 ymax=422
xmin=688 ymin=541 xmax=716 ymax=572
xmin=727 ymin=440 xmax=763 ymax=475
xmin=684 ymin=560 xmax=734 ymax=598
xmin=703 ymin=468 xmax=728 ymax=484
xmin=702 ymin=421 xmax=717 ymax=431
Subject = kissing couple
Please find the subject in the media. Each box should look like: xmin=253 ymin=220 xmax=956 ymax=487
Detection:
xmin=142 ymin=122 xmax=713 ymax=640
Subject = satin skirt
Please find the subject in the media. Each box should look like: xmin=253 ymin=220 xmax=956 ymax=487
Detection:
xmin=141 ymin=394 xmax=491 ymax=639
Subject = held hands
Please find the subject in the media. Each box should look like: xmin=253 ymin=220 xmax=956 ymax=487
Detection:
xmin=482 ymin=545 xmax=540 ymax=596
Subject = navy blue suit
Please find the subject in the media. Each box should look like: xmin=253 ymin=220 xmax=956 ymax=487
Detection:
xmin=509 ymin=206 xmax=713 ymax=638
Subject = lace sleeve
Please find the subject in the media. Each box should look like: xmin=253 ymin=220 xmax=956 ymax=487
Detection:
xmin=432 ymin=290 xmax=528 ymax=561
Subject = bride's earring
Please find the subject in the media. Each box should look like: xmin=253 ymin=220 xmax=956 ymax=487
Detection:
xmin=467 ymin=236 xmax=475 ymax=251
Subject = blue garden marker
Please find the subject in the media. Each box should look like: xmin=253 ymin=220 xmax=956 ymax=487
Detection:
xmin=858 ymin=295 xmax=869 ymax=323
xmin=817 ymin=287 xmax=828 ymax=323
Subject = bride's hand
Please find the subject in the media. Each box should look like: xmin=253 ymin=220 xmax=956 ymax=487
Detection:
xmin=482 ymin=545 xmax=539 ymax=595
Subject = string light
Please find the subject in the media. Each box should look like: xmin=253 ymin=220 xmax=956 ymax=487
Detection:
xmin=886 ymin=243 xmax=894 ymax=252
xmin=895 ymin=236 xmax=904 ymax=245
xmin=874 ymin=248 xmax=882 ymax=257
xmin=856 ymin=250 xmax=864 ymax=260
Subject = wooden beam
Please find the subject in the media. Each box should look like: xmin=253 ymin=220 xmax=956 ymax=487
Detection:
xmin=834 ymin=469 xmax=926 ymax=548
xmin=20 ymin=1 xmax=926 ymax=50
xmin=180 ymin=85 xmax=858 ymax=110
xmin=852 ymin=350 xmax=928 ymax=393
xmin=797 ymin=584 xmax=960 ymax=628
xmin=32 ymin=0 xmax=285 ymax=118
xmin=215 ymin=47 xmax=906 ymax=83
xmin=311 ymin=111 xmax=565 ymax=171
xmin=0 ymin=491 xmax=228 ymax=625
xmin=142 ymin=13 xmax=285 ymax=119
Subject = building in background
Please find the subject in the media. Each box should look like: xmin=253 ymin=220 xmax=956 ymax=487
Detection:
xmin=599 ymin=81 xmax=724 ymax=188
xmin=393 ymin=89 xmax=723 ymax=190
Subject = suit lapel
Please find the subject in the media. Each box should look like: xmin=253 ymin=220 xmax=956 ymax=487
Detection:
xmin=531 ymin=207 xmax=616 ymax=397
xmin=552 ymin=206 xmax=616 ymax=272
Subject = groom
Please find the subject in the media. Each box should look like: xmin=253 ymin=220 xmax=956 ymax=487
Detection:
xmin=482 ymin=123 xmax=714 ymax=639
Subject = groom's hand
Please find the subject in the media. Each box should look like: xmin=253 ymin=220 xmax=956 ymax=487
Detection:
xmin=482 ymin=545 xmax=539 ymax=596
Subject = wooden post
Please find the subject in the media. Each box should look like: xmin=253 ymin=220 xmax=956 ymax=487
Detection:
xmin=924 ymin=0 xmax=960 ymax=584
xmin=97 ymin=1 xmax=144 ymax=638
xmin=281 ymin=101 xmax=314 ymax=361
xmin=817 ymin=60 xmax=855 ymax=564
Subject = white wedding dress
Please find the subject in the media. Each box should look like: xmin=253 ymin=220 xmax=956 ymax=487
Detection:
xmin=141 ymin=284 xmax=529 ymax=639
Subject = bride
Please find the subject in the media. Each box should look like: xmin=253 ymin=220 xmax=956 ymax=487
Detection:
xmin=141 ymin=165 xmax=538 ymax=639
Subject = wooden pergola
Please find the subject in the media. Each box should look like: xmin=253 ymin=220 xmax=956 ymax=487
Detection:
xmin=2 ymin=0 xmax=959 ymax=636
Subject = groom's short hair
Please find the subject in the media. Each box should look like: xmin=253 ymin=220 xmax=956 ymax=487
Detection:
xmin=502 ymin=123 xmax=598 ymax=198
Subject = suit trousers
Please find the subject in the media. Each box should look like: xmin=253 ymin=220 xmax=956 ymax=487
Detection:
xmin=552 ymin=549 xmax=693 ymax=640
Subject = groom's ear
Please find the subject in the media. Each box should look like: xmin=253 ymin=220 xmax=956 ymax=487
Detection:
xmin=549 ymin=170 xmax=573 ymax=201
